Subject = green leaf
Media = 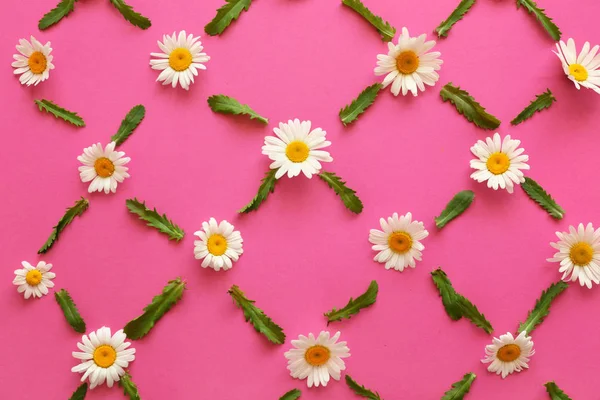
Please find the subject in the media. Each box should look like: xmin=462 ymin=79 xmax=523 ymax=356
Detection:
xmin=517 ymin=281 xmax=568 ymax=335
xmin=123 ymin=278 xmax=186 ymax=340
xmin=126 ymin=198 xmax=185 ymax=241
xmin=279 ymin=389 xmax=302 ymax=400
xmin=38 ymin=0 xmax=77 ymax=30
xmin=207 ymin=95 xmax=268 ymax=124
xmin=521 ymin=177 xmax=565 ymax=220
xmin=511 ymin=89 xmax=556 ymax=125
xmin=341 ymin=0 xmax=396 ymax=42
xmin=545 ymin=382 xmax=573 ymax=400
xmin=55 ymin=289 xmax=86 ymax=333
xmin=228 ymin=285 xmax=286 ymax=345
xmin=68 ymin=383 xmax=88 ymax=400
xmin=325 ymin=281 xmax=378 ymax=324
xmin=318 ymin=171 xmax=364 ymax=214
xmin=435 ymin=0 xmax=476 ymax=38
xmin=435 ymin=190 xmax=475 ymax=229
xmin=345 ymin=375 xmax=382 ymax=400
xmin=516 ymin=0 xmax=561 ymax=41
xmin=38 ymin=197 xmax=89 ymax=254
xmin=239 ymin=169 xmax=278 ymax=213
xmin=339 ymin=83 xmax=382 ymax=126
xmin=442 ymin=372 xmax=476 ymax=400
xmin=440 ymin=82 xmax=501 ymax=130
xmin=111 ymin=105 xmax=145 ymax=146
xmin=109 ymin=0 xmax=151 ymax=29
xmin=119 ymin=373 xmax=141 ymax=400
xmin=205 ymin=0 xmax=253 ymax=36
xmin=34 ymin=99 xmax=85 ymax=127
xmin=456 ymin=295 xmax=493 ymax=334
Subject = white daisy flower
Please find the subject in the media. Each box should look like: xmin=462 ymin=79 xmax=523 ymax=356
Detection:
xmin=369 ymin=212 xmax=429 ymax=271
xmin=547 ymin=223 xmax=600 ymax=289
xmin=194 ymin=218 xmax=243 ymax=271
xmin=553 ymin=38 xmax=600 ymax=94
xmin=71 ymin=326 xmax=136 ymax=389
xmin=262 ymin=119 xmax=333 ymax=179
xmin=12 ymin=36 xmax=54 ymax=86
xmin=77 ymin=142 xmax=130 ymax=194
xmin=469 ymin=132 xmax=530 ymax=194
xmin=374 ymin=27 xmax=442 ymax=96
xmin=150 ymin=30 xmax=210 ymax=90
xmin=12 ymin=261 xmax=55 ymax=299
xmin=481 ymin=331 xmax=534 ymax=379
xmin=284 ymin=331 xmax=350 ymax=388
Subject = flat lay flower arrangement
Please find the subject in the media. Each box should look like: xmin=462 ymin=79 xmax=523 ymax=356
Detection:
xmin=1 ymin=0 xmax=599 ymax=399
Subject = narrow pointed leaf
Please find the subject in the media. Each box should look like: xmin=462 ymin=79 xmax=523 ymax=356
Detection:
xmin=35 ymin=99 xmax=85 ymax=127
xmin=325 ymin=281 xmax=378 ymax=324
xmin=521 ymin=177 xmax=565 ymax=219
xmin=38 ymin=197 xmax=89 ymax=254
xmin=239 ymin=169 xmax=278 ymax=213
xmin=435 ymin=0 xmax=476 ymax=38
xmin=545 ymin=382 xmax=573 ymax=400
xmin=279 ymin=389 xmax=301 ymax=400
xmin=109 ymin=0 xmax=151 ymax=29
xmin=440 ymin=82 xmax=500 ymax=130
xmin=511 ymin=89 xmax=556 ymax=125
xmin=55 ymin=289 xmax=86 ymax=333
xmin=516 ymin=0 xmax=561 ymax=41
xmin=345 ymin=375 xmax=382 ymax=400
xmin=123 ymin=278 xmax=186 ymax=340
xmin=68 ymin=383 xmax=87 ymax=400
xmin=341 ymin=0 xmax=396 ymax=42
xmin=318 ymin=171 xmax=363 ymax=214
xmin=517 ymin=281 xmax=568 ymax=335
xmin=442 ymin=372 xmax=476 ymax=400
xmin=456 ymin=295 xmax=493 ymax=334
xmin=205 ymin=0 xmax=253 ymax=36
xmin=435 ymin=190 xmax=474 ymax=229
xmin=111 ymin=105 xmax=145 ymax=146
xmin=207 ymin=95 xmax=268 ymax=124
xmin=119 ymin=373 xmax=141 ymax=400
xmin=339 ymin=83 xmax=382 ymax=126
xmin=39 ymin=0 xmax=76 ymax=30
xmin=126 ymin=198 xmax=184 ymax=241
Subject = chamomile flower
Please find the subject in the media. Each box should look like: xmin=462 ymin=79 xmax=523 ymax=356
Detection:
xmin=369 ymin=212 xmax=429 ymax=271
xmin=194 ymin=218 xmax=243 ymax=271
xmin=284 ymin=331 xmax=350 ymax=388
xmin=262 ymin=119 xmax=333 ymax=179
xmin=374 ymin=27 xmax=442 ymax=96
xmin=12 ymin=36 xmax=54 ymax=86
xmin=470 ymin=133 xmax=529 ymax=194
xmin=554 ymin=38 xmax=600 ymax=94
xmin=71 ymin=327 xmax=136 ymax=389
xmin=481 ymin=331 xmax=534 ymax=379
xmin=12 ymin=261 xmax=55 ymax=299
xmin=548 ymin=223 xmax=600 ymax=289
xmin=77 ymin=142 xmax=130 ymax=194
xmin=150 ymin=31 xmax=210 ymax=90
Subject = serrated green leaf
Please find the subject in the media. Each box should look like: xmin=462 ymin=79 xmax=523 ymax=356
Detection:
xmin=111 ymin=105 xmax=145 ymax=147
xmin=109 ymin=0 xmax=151 ymax=29
xmin=68 ymin=383 xmax=87 ymax=400
xmin=279 ymin=389 xmax=301 ymax=400
xmin=325 ymin=281 xmax=378 ymax=324
xmin=545 ymin=381 xmax=573 ymax=400
xmin=440 ymin=82 xmax=500 ymax=130
xmin=228 ymin=285 xmax=286 ymax=345
xmin=318 ymin=171 xmax=363 ymax=214
xmin=518 ymin=281 xmax=568 ymax=335
xmin=207 ymin=95 xmax=268 ymax=124
xmin=38 ymin=197 xmax=89 ymax=254
xmin=339 ymin=83 xmax=382 ymax=126
xmin=341 ymin=0 xmax=396 ymax=42
xmin=205 ymin=0 xmax=253 ymax=36
xmin=35 ymin=99 xmax=85 ymax=127
xmin=55 ymin=289 xmax=86 ymax=333
xmin=239 ymin=169 xmax=278 ymax=213
xmin=516 ymin=0 xmax=561 ymax=41
xmin=345 ymin=375 xmax=382 ymax=400
xmin=521 ymin=177 xmax=565 ymax=219
xmin=38 ymin=0 xmax=77 ymax=30
xmin=511 ymin=89 xmax=556 ymax=125
xmin=126 ymin=198 xmax=184 ymax=241
xmin=456 ymin=294 xmax=493 ymax=334
xmin=123 ymin=278 xmax=186 ymax=340
xmin=435 ymin=0 xmax=476 ymax=38
xmin=442 ymin=372 xmax=476 ymax=400
xmin=435 ymin=190 xmax=474 ymax=229
xmin=119 ymin=373 xmax=141 ymax=400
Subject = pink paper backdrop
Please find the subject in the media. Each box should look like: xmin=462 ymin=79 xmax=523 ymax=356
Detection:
xmin=1 ymin=0 xmax=599 ymax=399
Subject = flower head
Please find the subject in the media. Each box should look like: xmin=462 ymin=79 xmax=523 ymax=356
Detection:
xmin=554 ymin=38 xmax=600 ymax=94
xmin=482 ymin=331 xmax=534 ymax=378
xmin=12 ymin=36 xmax=54 ymax=86
xmin=194 ymin=218 xmax=243 ymax=271
xmin=78 ymin=142 xmax=130 ymax=194
xmin=13 ymin=261 xmax=55 ymax=299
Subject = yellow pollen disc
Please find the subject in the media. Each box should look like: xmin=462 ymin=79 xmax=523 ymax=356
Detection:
xmin=28 ymin=51 xmax=47 ymax=74
xmin=486 ymin=152 xmax=510 ymax=175
xmin=94 ymin=157 xmax=115 ymax=178
xmin=285 ymin=141 xmax=310 ymax=163
xmin=569 ymin=242 xmax=594 ymax=266
xmin=169 ymin=48 xmax=193 ymax=72
xmin=388 ymin=232 xmax=413 ymax=254
xmin=25 ymin=270 xmax=42 ymax=286
xmin=93 ymin=345 xmax=117 ymax=368
xmin=207 ymin=234 xmax=228 ymax=256
xmin=396 ymin=50 xmax=419 ymax=74
xmin=569 ymin=64 xmax=588 ymax=82
xmin=304 ymin=345 xmax=330 ymax=366
xmin=497 ymin=344 xmax=521 ymax=362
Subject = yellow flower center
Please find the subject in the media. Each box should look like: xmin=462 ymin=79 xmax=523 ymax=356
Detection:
xmin=25 ymin=270 xmax=42 ymax=286
xmin=486 ymin=152 xmax=510 ymax=175
xmin=169 ymin=48 xmax=193 ymax=72
xmin=207 ymin=234 xmax=227 ymax=256
xmin=388 ymin=232 xmax=413 ymax=254
xmin=28 ymin=51 xmax=47 ymax=74
xmin=569 ymin=242 xmax=594 ymax=266
xmin=94 ymin=157 xmax=115 ymax=178
xmin=304 ymin=345 xmax=330 ymax=366
xmin=396 ymin=51 xmax=419 ymax=74
xmin=568 ymin=64 xmax=588 ymax=82
xmin=497 ymin=344 xmax=521 ymax=362
xmin=93 ymin=345 xmax=117 ymax=368
xmin=285 ymin=141 xmax=310 ymax=163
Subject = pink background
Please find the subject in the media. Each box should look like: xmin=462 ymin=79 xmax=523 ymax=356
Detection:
xmin=1 ymin=0 xmax=599 ymax=399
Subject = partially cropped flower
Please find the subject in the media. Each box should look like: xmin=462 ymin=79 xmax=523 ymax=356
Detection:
xmin=554 ymin=38 xmax=600 ymax=94
xmin=482 ymin=331 xmax=534 ymax=378
xmin=12 ymin=36 xmax=54 ymax=86
xmin=194 ymin=218 xmax=243 ymax=271
xmin=13 ymin=261 xmax=55 ymax=299
xmin=78 ymin=142 xmax=130 ymax=194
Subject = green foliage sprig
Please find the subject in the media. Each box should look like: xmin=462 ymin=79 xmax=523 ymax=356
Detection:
xmin=55 ymin=289 xmax=86 ymax=333
xmin=318 ymin=171 xmax=363 ymax=214
xmin=111 ymin=105 xmax=145 ymax=146
xmin=339 ymin=83 xmax=383 ymax=126
xmin=435 ymin=0 xmax=476 ymax=38
xmin=440 ymin=83 xmax=500 ymax=130
xmin=39 ymin=197 xmax=89 ymax=254
xmin=442 ymin=372 xmax=476 ymax=400
xmin=208 ymin=95 xmax=268 ymax=124
xmin=35 ymin=99 xmax=85 ymax=127
xmin=517 ymin=281 xmax=568 ymax=335
xmin=516 ymin=0 xmax=561 ymax=41
xmin=109 ymin=0 xmax=151 ymax=29
xmin=341 ymin=0 xmax=396 ymax=41
xmin=511 ymin=89 xmax=556 ymax=125
xmin=435 ymin=190 xmax=474 ymax=229
xmin=521 ymin=177 xmax=565 ymax=219
xmin=325 ymin=281 xmax=378 ymax=324
xmin=205 ymin=0 xmax=253 ymax=36
xmin=126 ymin=198 xmax=185 ymax=241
